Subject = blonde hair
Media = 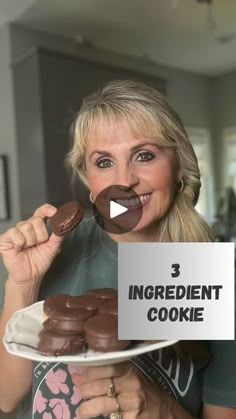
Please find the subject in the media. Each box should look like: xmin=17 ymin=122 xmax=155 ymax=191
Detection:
xmin=67 ymin=79 xmax=214 ymax=242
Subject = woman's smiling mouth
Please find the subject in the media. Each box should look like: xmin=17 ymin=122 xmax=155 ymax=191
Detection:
xmin=114 ymin=193 xmax=151 ymax=209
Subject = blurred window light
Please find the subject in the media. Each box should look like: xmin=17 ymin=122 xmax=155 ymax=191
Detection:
xmin=223 ymin=127 xmax=236 ymax=192
xmin=186 ymin=127 xmax=215 ymax=223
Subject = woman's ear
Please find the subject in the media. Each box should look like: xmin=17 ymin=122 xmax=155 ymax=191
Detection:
xmin=176 ymin=166 xmax=183 ymax=182
xmin=173 ymin=151 xmax=182 ymax=180
xmin=83 ymin=161 xmax=87 ymax=175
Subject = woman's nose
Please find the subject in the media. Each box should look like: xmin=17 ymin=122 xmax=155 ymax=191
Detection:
xmin=115 ymin=165 xmax=139 ymax=187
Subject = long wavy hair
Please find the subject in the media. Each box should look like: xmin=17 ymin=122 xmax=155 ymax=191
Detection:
xmin=67 ymin=79 xmax=214 ymax=243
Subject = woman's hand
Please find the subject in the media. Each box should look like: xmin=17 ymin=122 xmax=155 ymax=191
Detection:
xmin=0 ymin=204 xmax=64 ymax=285
xmin=72 ymin=361 xmax=175 ymax=419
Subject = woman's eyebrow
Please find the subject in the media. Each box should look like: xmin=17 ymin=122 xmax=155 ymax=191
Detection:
xmin=89 ymin=142 xmax=159 ymax=159
xmin=89 ymin=150 xmax=112 ymax=159
xmin=130 ymin=142 xmax=159 ymax=152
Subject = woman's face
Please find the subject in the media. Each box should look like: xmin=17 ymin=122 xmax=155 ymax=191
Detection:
xmin=85 ymin=120 xmax=179 ymax=232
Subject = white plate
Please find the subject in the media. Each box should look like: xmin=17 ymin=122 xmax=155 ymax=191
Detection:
xmin=3 ymin=301 xmax=178 ymax=365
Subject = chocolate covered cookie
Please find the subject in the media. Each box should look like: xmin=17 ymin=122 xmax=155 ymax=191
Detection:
xmin=50 ymin=201 xmax=84 ymax=236
xmin=99 ymin=298 xmax=118 ymax=315
xmin=84 ymin=313 xmax=130 ymax=352
xmin=45 ymin=307 xmax=94 ymax=334
xmin=38 ymin=326 xmax=85 ymax=356
xmin=43 ymin=294 xmax=69 ymax=318
xmin=66 ymin=295 xmax=104 ymax=311
xmin=87 ymin=288 xmax=118 ymax=300
xmin=39 ymin=289 xmax=133 ymax=356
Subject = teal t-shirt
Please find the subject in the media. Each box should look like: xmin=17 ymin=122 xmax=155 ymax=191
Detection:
xmin=0 ymin=216 xmax=235 ymax=418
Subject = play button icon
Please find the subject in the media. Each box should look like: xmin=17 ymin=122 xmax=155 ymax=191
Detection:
xmin=93 ymin=185 xmax=143 ymax=234
xmin=110 ymin=200 xmax=128 ymax=218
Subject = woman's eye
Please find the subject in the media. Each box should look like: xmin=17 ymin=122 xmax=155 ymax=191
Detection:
xmin=96 ymin=158 xmax=114 ymax=168
xmin=136 ymin=152 xmax=155 ymax=162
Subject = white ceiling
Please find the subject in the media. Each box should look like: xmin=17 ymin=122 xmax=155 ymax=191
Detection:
xmin=1 ymin=0 xmax=236 ymax=75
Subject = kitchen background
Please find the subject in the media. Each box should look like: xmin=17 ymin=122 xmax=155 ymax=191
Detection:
xmin=1 ymin=0 xmax=236 ymax=417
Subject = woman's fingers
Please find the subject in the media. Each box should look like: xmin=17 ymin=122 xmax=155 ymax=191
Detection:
xmin=33 ymin=203 xmax=57 ymax=219
xmin=0 ymin=203 xmax=65 ymax=283
xmin=15 ymin=214 xmax=50 ymax=249
xmin=28 ymin=216 xmax=49 ymax=244
xmin=32 ymin=203 xmax=64 ymax=249
xmin=0 ymin=227 xmax=26 ymax=253
xmin=76 ymin=362 xmax=132 ymax=383
xmin=74 ymin=377 xmax=112 ymax=399
xmin=77 ymin=392 xmax=144 ymax=418
xmin=0 ymin=220 xmax=46 ymax=253
xmin=78 ymin=395 xmax=119 ymax=418
xmin=72 ymin=373 xmax=141 ymax=400
xmin=73 ymin=363 xmax=145 ymax=418
xmin=0 ymin=203 xmax=57 ymax=253
xmin=15 ymin=221 xmax=38 ymax=248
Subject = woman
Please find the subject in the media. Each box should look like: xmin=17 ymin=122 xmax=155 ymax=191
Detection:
xmin=0 ymin=80 xmax=235 ymax=419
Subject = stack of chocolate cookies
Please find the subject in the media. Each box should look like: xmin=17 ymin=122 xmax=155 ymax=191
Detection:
xmin=38 ymin=288 xmax=131 ymax=356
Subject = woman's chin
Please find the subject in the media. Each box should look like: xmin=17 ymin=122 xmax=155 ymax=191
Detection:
xmin=130 ymin=218 xmax=157 ymax=235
